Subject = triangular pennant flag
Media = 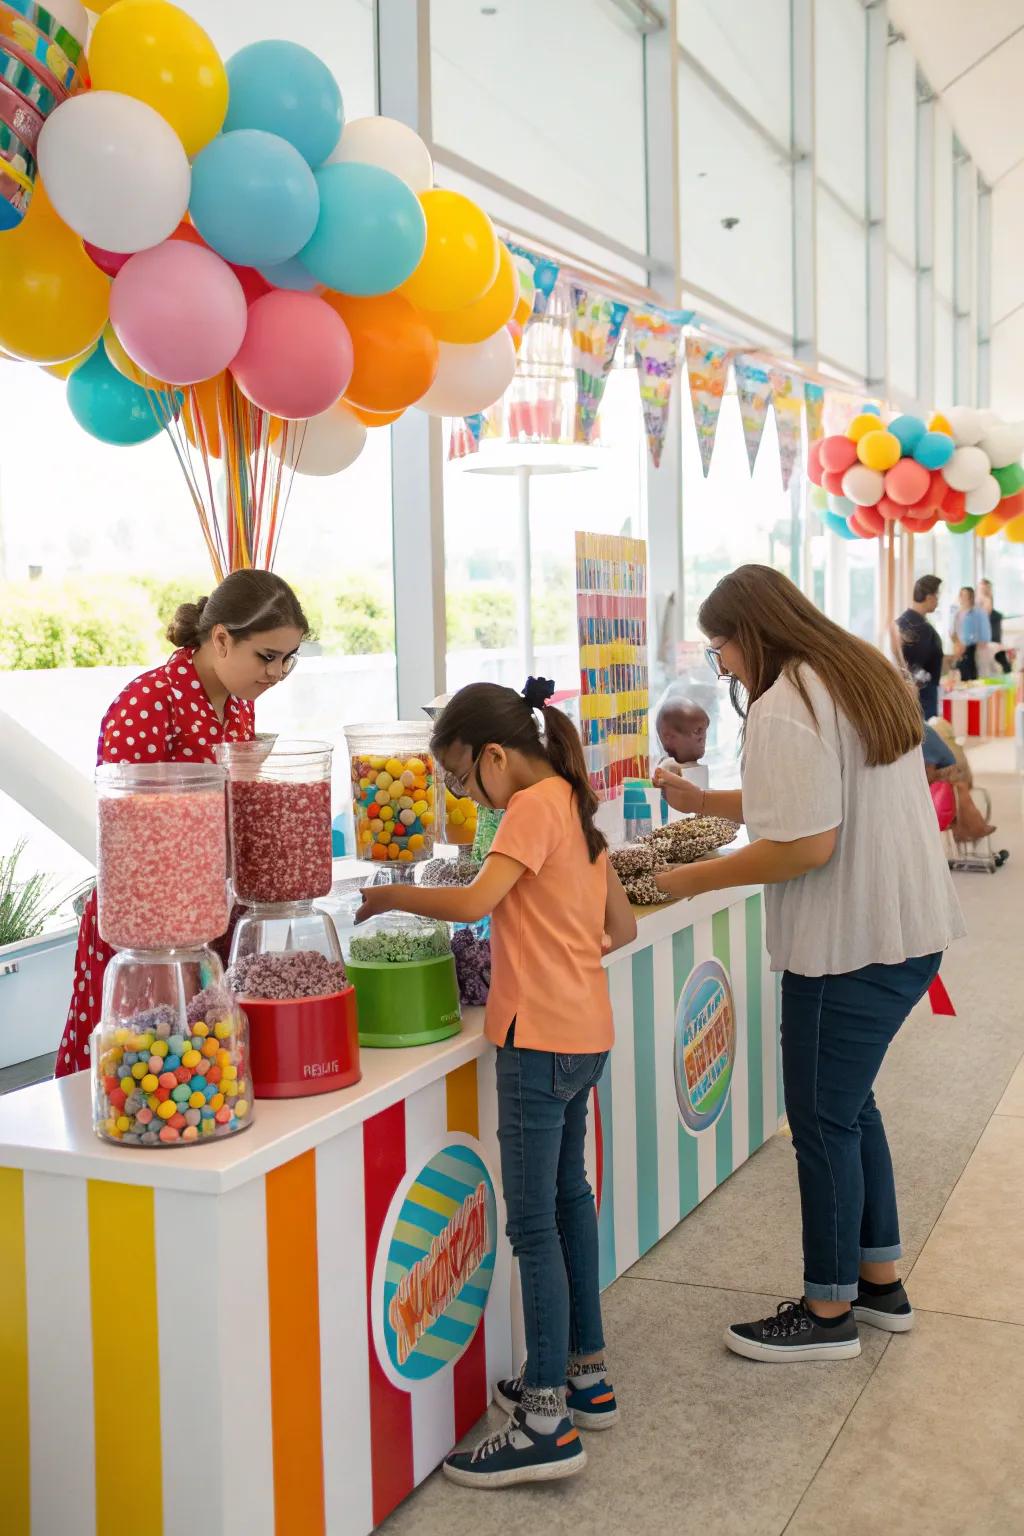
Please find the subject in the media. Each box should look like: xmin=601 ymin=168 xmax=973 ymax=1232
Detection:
xmin=571 ymin=284 xmax=629 ymax=444
xmin=684 ymin=335 xmax=730 ymax=476
xmin=803 ymin=381 xmax=825 ymax=443
xmin=734 ymin=357 xmax=773 ymax=473
xmin=771 ymin=370 xmax=803 ymax=491
xmin=506 ymin=241 xmax=560 ymax=317
xmin=448 ymin=418 xmax=480 ymax=460
xmin=928 ymin=972 xmax=956 ymax=1017
xmin=631 ymin=307 xmax=688 ymax=469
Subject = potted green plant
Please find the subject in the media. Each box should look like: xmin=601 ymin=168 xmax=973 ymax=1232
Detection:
xmin=0 ymin=842 xmax=84 ymax=1071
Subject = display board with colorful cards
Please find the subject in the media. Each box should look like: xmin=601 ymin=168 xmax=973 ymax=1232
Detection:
xmin=575 ymin=531 xmax=650 ymax=799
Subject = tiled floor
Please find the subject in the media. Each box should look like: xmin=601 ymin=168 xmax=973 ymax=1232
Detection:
xmin=381 ymin=767 xmax=1024 ymax=1536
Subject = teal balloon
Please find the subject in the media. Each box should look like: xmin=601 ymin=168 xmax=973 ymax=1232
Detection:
xmin=257 ymin=255 xmax=320 ymax=292
xmin=827 ymin=492 xmax=855 ymax=517
xmin=190 ymin=130 xmax=320 ymax=269
xmin=824 ymin=510 xmax=858 ymax=539
xmin=948 ymin=513 xmax=983 ymax=534
xmin=300 ymin=162 xmax=426 ymax=296
xmin=225 ymin=41 xmax=343 ymax=168
xmin=862 ymin=403 xmax=882 ymax=416
xmin=913 ymin=430 xmax=954 ymax=469
xmin=889 ymin=414 xmax=926 ymax=454
xmin=67 ymin=345 xmax=166 ymax=446
xmin=993 ymin=461 xmax=1024 ymax=496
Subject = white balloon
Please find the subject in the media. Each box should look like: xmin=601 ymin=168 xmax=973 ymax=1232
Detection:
xmin=328 ymin=115 xmax=433 ymax=193
xmin=841 ymin=464 xmax=885 ymax=507
xmin=965 ymin=474 xmax=1001 ymax=516
xmin=976 ymin=409 xmax=1000 ymax=431
xmin=275 ymin=402 xmax=367 ymax=476
xmin=941 ymin=444 xmax=990 ymax=493
xmin=38 ymin=92 xmax=190 ymax=254
xmin=414 ymin=331 xmax=517 ymax=417
xmin=43 ymin=0 xmax=89 ymax=47
xmin=979 ymin=423 xmax=1024 ymax=469
xmin=944 ymin=405 xmax=984 ymax=447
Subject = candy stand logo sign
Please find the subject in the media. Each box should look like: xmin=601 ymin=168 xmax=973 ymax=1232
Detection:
xmin=674 ymin=959 xmax=736 ymax=1134
xmin=373 ymin=1137 xmax=498 ymax=1387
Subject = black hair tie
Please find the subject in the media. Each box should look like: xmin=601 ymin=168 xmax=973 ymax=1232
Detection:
xmin=522 ymin=676 xmax=556 ymax=710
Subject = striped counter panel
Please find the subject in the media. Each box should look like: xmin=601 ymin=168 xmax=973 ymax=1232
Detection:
xmin=0 ymin=1054 xmax=514 ymax=1536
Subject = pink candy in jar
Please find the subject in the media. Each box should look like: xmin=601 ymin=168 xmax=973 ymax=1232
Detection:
xmin=95 ymin=764 xmax=228 ymax=950
xmin=219 ymin=740 xmax=334 ymax=905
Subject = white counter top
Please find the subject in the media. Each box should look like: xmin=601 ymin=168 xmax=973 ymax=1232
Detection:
xmin=0 ymin=869 xmax=759 ymax=1194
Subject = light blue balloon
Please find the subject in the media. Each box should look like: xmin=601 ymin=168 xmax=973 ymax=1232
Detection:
xmin=889 ymin=413 xmax=927 ymax=454
xmin=67 ymin=344 xmax=168 ymax=446
xmin=190 ymin=130 xmax=320 ymax=269
xmin=257 ymin=255 xmax=321 ymax=293
xmin=827 ymin=492 xmax=855 ymax=517
xmin=300 ymin=162 xmax=426 ymax=296
xmin=225 ymin=41 xmax=344 ymax=168
xmin=824 ymin=510 xmax=859 ymax=540
xmin=913 ymin=430 xmax=955 ymax=469
xmin=862 ymin=403 xmax=882 ymax=416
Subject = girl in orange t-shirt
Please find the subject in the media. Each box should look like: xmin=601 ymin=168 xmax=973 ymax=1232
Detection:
xmin=357 ymin=678 xmax=636 ymax=1490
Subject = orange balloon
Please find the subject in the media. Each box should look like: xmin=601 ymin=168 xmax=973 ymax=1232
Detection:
xmin=513 ymin=293 xmax=532 ymax=328
xmin=1004 ymin=515 xmax=1024 ymax=544
xmin=325 ymin=291 xmax=438 ymax=412
xmin=344 ymin=400 xmax=405 ymax=427
xmin=183 ymin=374 xmax=226 ymax=457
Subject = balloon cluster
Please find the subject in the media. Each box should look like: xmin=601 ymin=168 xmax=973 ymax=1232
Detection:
xmin=0 ymin=0 xmax=534 ymax=481
xmin=0 ymin=0 xmax=89 ymax=232
xmin=807 ymin=404 xmax=1024 ymax=541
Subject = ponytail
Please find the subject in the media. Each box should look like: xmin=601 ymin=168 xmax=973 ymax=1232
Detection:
xmin=430 ymin=679 xmax=606 ymax=864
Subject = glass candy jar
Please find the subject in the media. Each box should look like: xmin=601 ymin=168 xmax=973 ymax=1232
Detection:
xmin=218 ymin=739 xmax=334 ymax=906
xmin=345 ymin=722 xmax=437 ymax=867
xmin=327 ymin=898 xmax=461 ymax=1049
xmin=91 ymin=947 xmax=252 ymax=1147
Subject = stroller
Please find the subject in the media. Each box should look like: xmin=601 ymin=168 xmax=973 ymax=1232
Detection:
xmin=928 ymin=719 xmax=1009 ymax=874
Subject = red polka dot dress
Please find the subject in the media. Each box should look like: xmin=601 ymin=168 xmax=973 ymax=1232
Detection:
xmin=56 ymin=649 xmax=255 ymax=1077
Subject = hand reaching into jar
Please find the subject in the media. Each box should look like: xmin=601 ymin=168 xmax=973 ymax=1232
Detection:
xmin=652 ymin=766 xmax=745 ymax=826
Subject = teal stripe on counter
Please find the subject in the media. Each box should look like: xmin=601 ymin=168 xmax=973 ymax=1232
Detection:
xmin=631 ymin=945 xmax=659 ymax=1257
xmin=711 ymin=909 xmax=733 ymax=1187
xmin=745 ymin=893 xmax=764 ymax=1156
xmin=672 ymin=925 xmax=698 ymax=1218
xmin=596 ymin=1051 xmax=616 ymax=1289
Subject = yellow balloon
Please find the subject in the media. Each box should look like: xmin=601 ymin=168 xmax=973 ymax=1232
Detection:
xmin=421 ymin=243 xmax=519 ymax=344
xmin=856 ymin=428 xmax=901 ymax=472
xmin=400 ymin=190 xmax=500 ymax=314
xmin=89 ymin=0 xmax=228 ymax=158
xmin=847 ymin=412 xmax=883 ymax=443
xmin=929 ymin=412 xmax=953 ymax=436
xmin=43 ymin=341 xmax=98 ymax=379
xmin=87 ymin=0 xmax=121 ymax=11
xmin=976 ymin=511 xmax=1003 ymax=538
xmin=103 ymin=324 xmax=172 ymax=392
xmin=0 ymin=184 xmax=109 ymax=364
xmin=1004 ymin=515 xmax=1024 ymax=543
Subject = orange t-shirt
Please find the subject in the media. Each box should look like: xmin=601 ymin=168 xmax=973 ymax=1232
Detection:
xmin=485 ymin=776 xmax=613 ymax=1054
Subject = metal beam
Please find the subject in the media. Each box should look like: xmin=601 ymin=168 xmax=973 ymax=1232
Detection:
xmin=977 ymin=181 xmax=992 ymax=408
xmin=952 ymin=143 xmax=975 ymax=404
xmin=915 ymin=78 xmax=935 ymax=405
xmin=865 ymin=1 xmax=888 ymax=394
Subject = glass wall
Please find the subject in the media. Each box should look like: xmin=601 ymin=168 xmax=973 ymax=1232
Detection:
xmin=815 ymin=0 xmax=868 ymax=375
xmin=886 ymin=39 xmax=918 ymax=400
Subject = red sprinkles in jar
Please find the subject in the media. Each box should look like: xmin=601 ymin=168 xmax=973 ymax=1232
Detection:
xmin=97 ymin=790 xmax=228 ymax=949
xmin=228 ymin=779 xmax=333 ymax=904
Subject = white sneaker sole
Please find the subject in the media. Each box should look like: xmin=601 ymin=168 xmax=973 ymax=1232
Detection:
xmin=853 ymin=1303 xmax=915 ymax=1334
xmin=442 ymin=1448 xmax=587 ymax=1489
xmin=493 ymin=1385 xmax=620 ymax=1430
xmin=725 ymin=1327 xmax=862 ymax=1363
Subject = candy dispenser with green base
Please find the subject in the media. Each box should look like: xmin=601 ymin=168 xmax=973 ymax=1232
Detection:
xmin=330 ymin=901 xmax=462 ymax=1048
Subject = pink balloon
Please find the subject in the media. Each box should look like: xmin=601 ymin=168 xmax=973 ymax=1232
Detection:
xmin=806 ymin=437 xmax=825 ymax=486
xmin=883 ymin=458 xmax=930 ymax=506
xmin=111 ymin=242 xmax=249 ymax=386
xmin=819 ymin=434 xmax=858 ymax=476
xmin=230 ymin=292 xmax=353 ymax=420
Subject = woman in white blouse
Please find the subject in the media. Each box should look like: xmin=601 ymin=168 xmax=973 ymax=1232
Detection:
xmin=655 ymin=565 xmax=964 ymax=1363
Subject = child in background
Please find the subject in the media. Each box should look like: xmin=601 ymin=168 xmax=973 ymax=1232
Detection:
xmin=357 ymin=678 xmax=636 ymax=1489
xmin=655 ymin=693 xmax=710 ymax=814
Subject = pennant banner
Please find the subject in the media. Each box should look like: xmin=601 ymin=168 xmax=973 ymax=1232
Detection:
xmin=684 ymin=335 xmax=730 ymax=477
xmin=771 ymin=370 xmax=803 ymax=492
xmin=571 ymin=284 xmax=630 ymax=445
xmin=506 ymin=241 xmax=560 ymax=317
xmin=448 ymin=419 xmax=479 ymax=461
xmin=803 ymin=381 xmax=825 ymax=443
xmin=734 ymin=358 xmax=773 ymax=474
xmin=631 ymin=307 xmax=691 ymax=469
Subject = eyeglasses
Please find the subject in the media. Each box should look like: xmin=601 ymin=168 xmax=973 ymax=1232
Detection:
xmin=256 ymin=650 xmax=299 ymax=678
xmin=444 ymin=745 xmax=485 ymax=799
xmin=705 ymin=645 xmax=727 ymax=679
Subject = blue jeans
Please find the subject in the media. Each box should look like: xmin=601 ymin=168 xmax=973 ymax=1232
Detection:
xmin=496 ymin=1028 xmax=608 ymax=1388
xmin=918 ymin=681 xmax=938 ymax=722
xmin=782 ymin=954 xmax=941 ymax=1302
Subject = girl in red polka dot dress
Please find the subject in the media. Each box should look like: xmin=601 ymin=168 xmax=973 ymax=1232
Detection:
xmin=57 ymin=570 xmax=309 ymax=1077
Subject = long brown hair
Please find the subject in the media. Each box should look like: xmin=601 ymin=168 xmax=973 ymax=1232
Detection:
xmin=430 ymin=681 xmax=606 ymax=861
xmin=699 ymin=565 xmax=923 ymax=766
xmin=167 ymin=570 xmax=309 ymax=651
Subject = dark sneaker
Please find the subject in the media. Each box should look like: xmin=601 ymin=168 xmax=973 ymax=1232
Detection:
xmin=725 ymin=1300 xmax=861 ymax=1362
xmin=442 ymin=1407 xmax=586 ymax=1488
xmin=495 ymin=1371 xmax=620 ymax=1430
xmin=853 ymin=1282 xmax=914 ymax=1333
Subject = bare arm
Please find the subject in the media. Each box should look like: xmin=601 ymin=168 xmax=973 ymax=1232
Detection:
xmin=356 ymin=852 xmax=525 ymax=926
xmin=655 ymin=828 xmax=837 ymax=901
xmin=603 ymin=861 xmax=637 ymax=952
xmin=652 ymin=765 xmax=744 ymax=824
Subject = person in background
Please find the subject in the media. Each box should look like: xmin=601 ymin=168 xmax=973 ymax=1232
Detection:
xmin=653 ymin=566 xmax=964 ymax=1362
xmin=952 ymin=586 xmax=990 ymax=683
xmin=357 ymin=679 xmax=636 ymax=1488
xmin=893 ymin=574 xmax=944 ymax=720
xmin=56 ymin=571 xmax=308 ymax=1077
xmin=978 ymin=578 xmax=1011 ymax=674
xmin=656 ymin=693 xmax=710 ymax=770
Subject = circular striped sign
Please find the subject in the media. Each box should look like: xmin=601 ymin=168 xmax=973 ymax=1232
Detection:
xmin=674 ymin=958 xmax=736 ymax=1134
xmin=375 ymin=1138 xmax=497 ymax=1386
